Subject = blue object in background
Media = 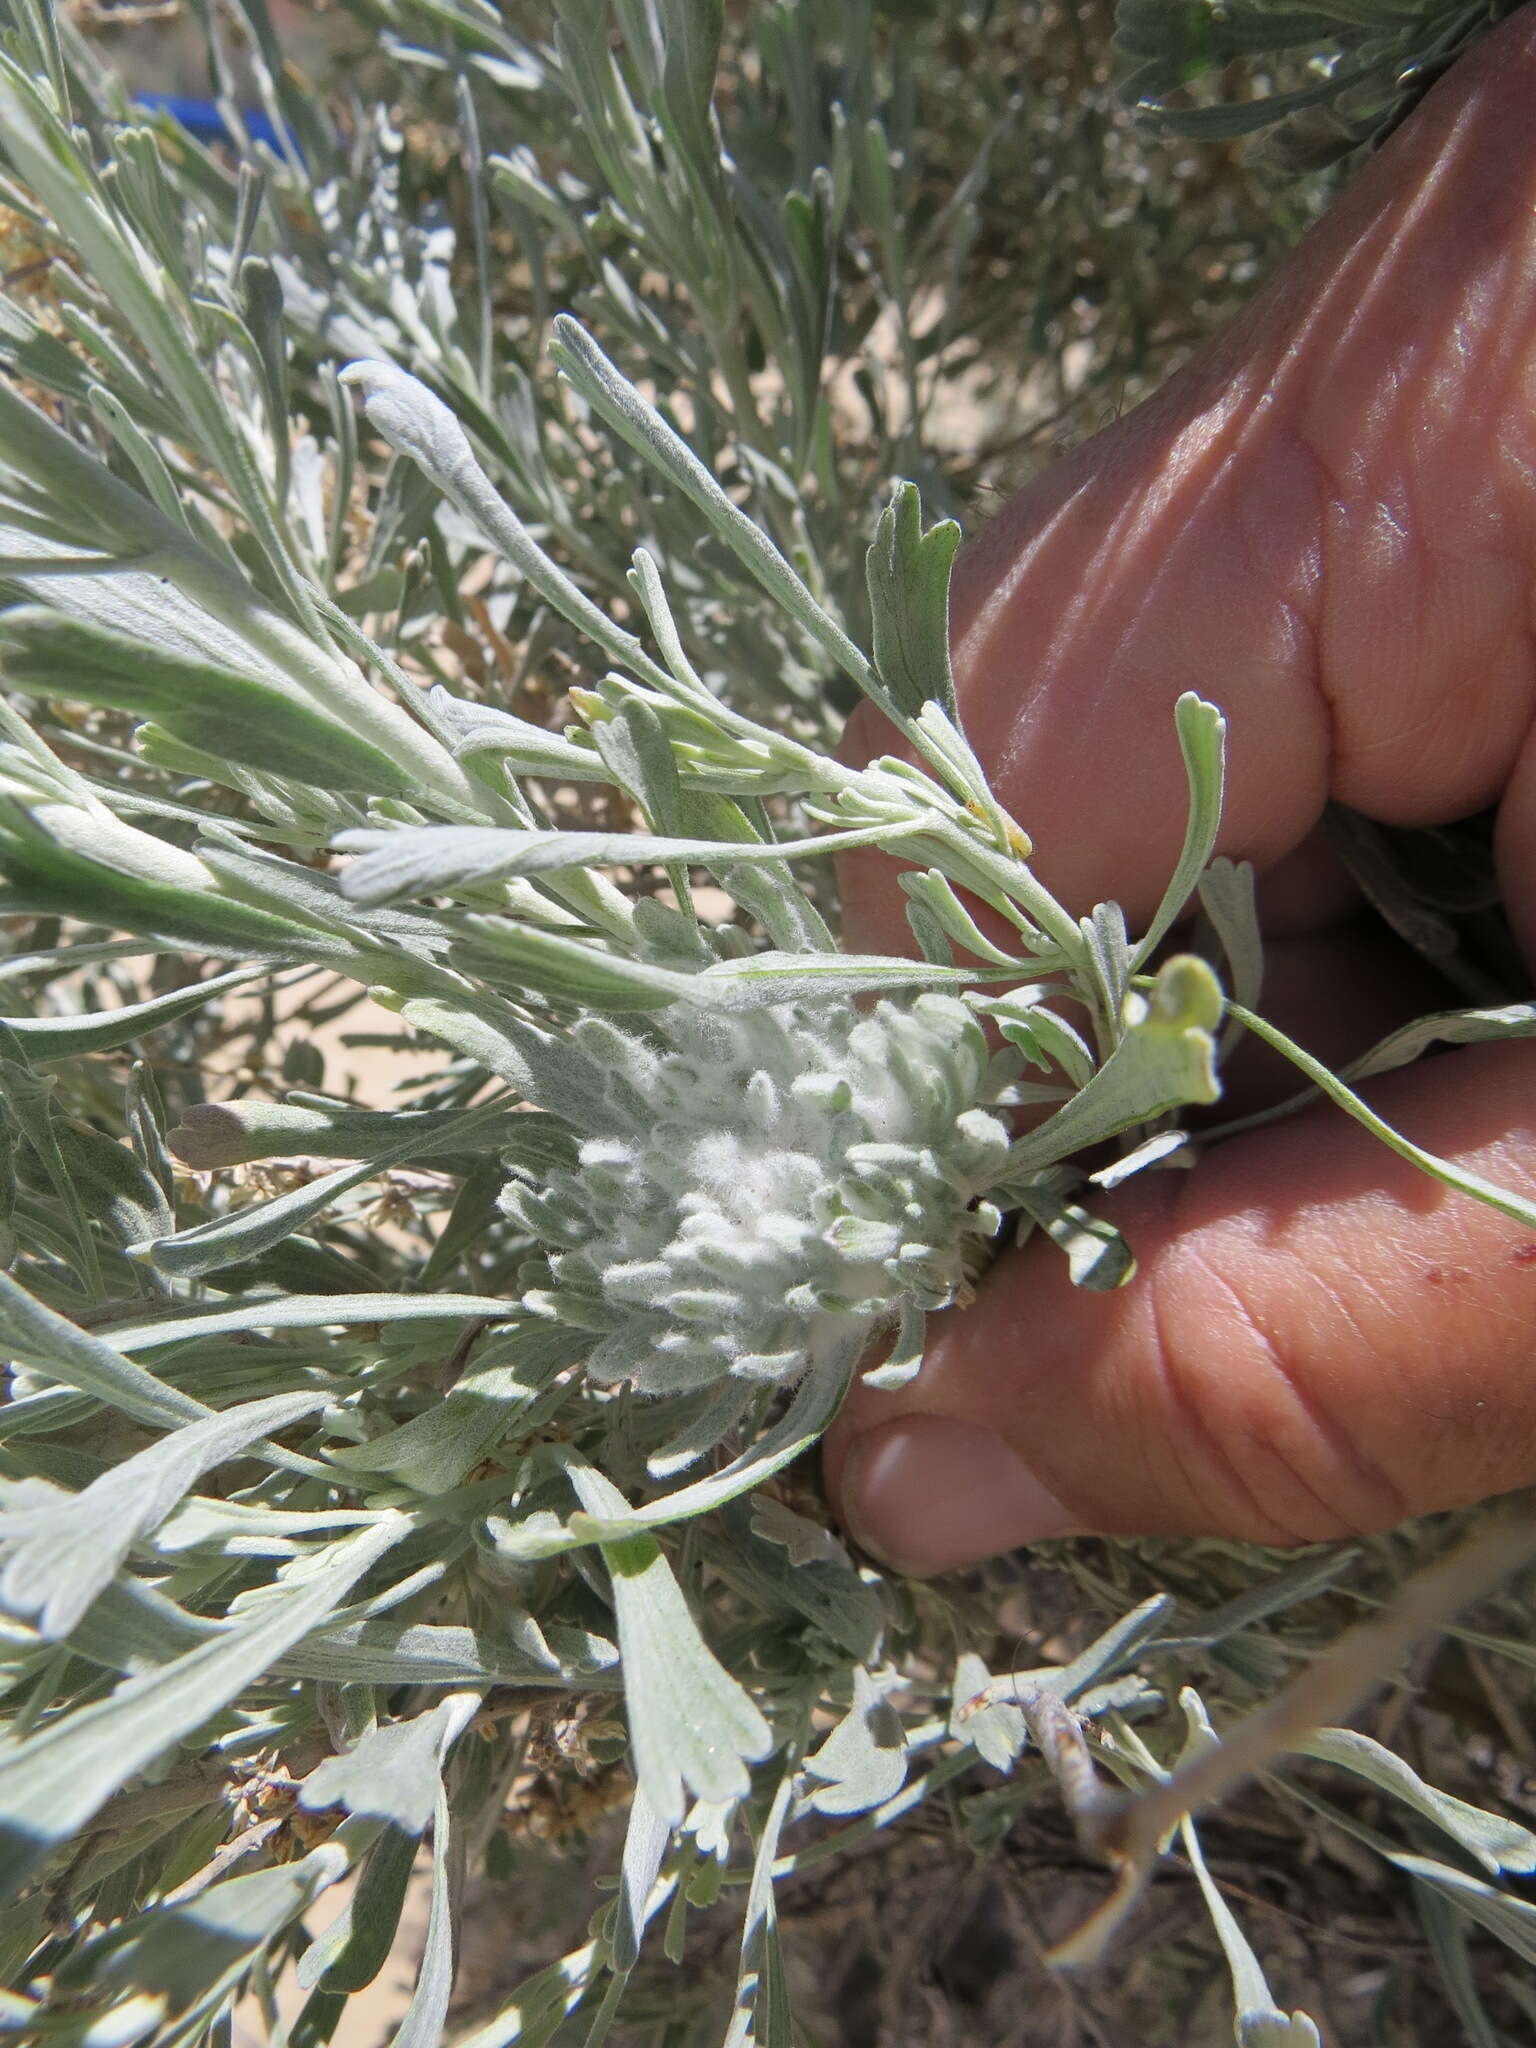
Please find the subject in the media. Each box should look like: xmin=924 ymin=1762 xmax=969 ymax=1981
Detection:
xmin=133 ymin=92 xmax=286 ymax=152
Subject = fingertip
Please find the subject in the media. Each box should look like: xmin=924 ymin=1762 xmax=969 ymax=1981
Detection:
xmin=836 ymin=1415 xmax=1079 ymax=1576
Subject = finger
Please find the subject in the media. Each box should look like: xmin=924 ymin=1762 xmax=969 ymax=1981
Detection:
xmin=839 ymin=8 xmax=1536 ymax=955
xmin=825 ymin=1040 xmax=1536 ymax=1571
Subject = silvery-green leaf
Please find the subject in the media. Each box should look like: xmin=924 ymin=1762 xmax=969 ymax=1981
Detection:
xmin=0 ymin=345 xmax=471 ymax=817
xmin=108 ymin=1291 xmax=514 ymax=1353
xmin=134 ymin=1097 xmax=512 ymax=1279
xmin=278 ymin=1617 xmax=616 ymax=1689
xmin=1 ymin=965 xmax=266 ymax=1060
xmin=569 ymin=1465 xmax=770 ymax=1826
xmin=168 ymin=1095 xmax=569 ymax=1172
xmin=0 ymin=1517 xmax=404 ymax=1897
xmin=899 ymin=869 xmax=1020 ymax=967
xmin=125 ymin=1058 xmax=174 ymax=1211
xmin=298 ymin=1825 xmax=419 ymax=1994
xmin=969 ymin=988 xmax=1095 ymax=1086
xmin=394 ymin=998 xmax=609 ymax=1131
xmin=1176 ymin=1692 xmax=1322 ymax=2046
xmin=86 ymin=380 xmax=192 ymax=533
xmin=1347 ymin=1000 xmax=1536 ymax=1082
xmin=723 ymin=1772 xmax=794 ymax=2048
xmin=1292 ymin=1727 xmax=1536 ymax=1876
xmin=1412 ymin=1881 xmax=1502 ymax=2048
xmin=610 ymin=1785 xmax=671 ymax=1974
xmin=86 ymin=1839 xmax=352 ymax=2014
xmin=623 ymin=550 xmax=716 ymax=708
xmin=0 ymin=1270 xmax=203 ymax=1431
xmin=908 ymin=701 xmax=1019 ymax=845
xmin=451 ymin=920 xmax=699 ymax=1013
xmin=488 ymin=145 xmax=570 ymax=229
xmin=386 ymin=1791 xmax=457 ymax=2048
xmin=1149 ymin=1551 xmax=1354 ymax=1656
xmin=1228 ymin=999 xmax=1536 ymax=1232
xmin=1011 ymin=1187 xmax=1137 ymax=1290
xmin=301 ymin=1695 xmax=480 ymax=1835
xmin=589 ymin=696 xmax=685 ymax=831
xmin=803 ymin=1667 xmax=907 ymax=1817
xmin=153 ymin=1497 xmax=382 ymax=1556
xmin=452 ymin=1942 xmax=600 ymax=2048
xmin=749 ymin=1497 xmax=852 ymax=1570
xmin=694 ymin=950 xmax=1011 ymax=1009
xmin=1005 ymin=954 xmax=1223 ymax=1176
xmin=193 ymin=839 xmax=449 ymax=961
xmin=339 ymin=360 xmax=674 ymax=700
xmin=0 ymin=938 xmax=175 ymax=989
xmin=60 ymin=1114 xmax=180 ymax=1253
xmin=1198 ymin=856 xmax=1264 ymax=1042
xmin=657 ymin=0 xmax=724 ymax=166
xmin=0 ymin=608 xmax=420 ymax=798
xmin=1077 ymin=898 xmax=1133 ymax=1023
xmin=950 ymin=1652 xmax=1025 ymax=1771
xmin=1051 ymin=1594 xmax=1176 ymax=1699
xmin=1131 ymin=694 xmax=1227 ymax=969
xmin=493 ymin=1357 xmax=854 ymax=1556
xmin=336 ymin=819 xmax=901 ymax=906
xmin=0 ymin=1389 xmax=328 ymax=1638
xmin=714 ymin=854 xmax=838 ymax=956
xmin=0 ymin=794 xmax=328 ymax=965
xmin=644 ymin=1380 xmax=756 ymax=1481
xmin=859 ymin=1299 xmax=926 ymax=1388
xmin=326 ymin=1324 xmax=589 ymax=1495
xmin=720 ymin=1503 xmax=884 ymax=1664
xmin=1089 ymin=1128 xmax=1190 ymax=1189
xmin=55 ymin=1573 xmax=216 ymax=1675
xmin=435 ymin=694 xmax=611 ymax=782
xmin=864 ymin=483 xmax=960 ymax=723
xmin=1182 ymin=1811 xmax=1321 ymax=2045
xmin=1385 ymin=1853 xmax=1536 ymax=1967
xmin=549 ymin=319 xmax=877 ymax=700
xmin=53 ymin=1122 xmax=173 ymax=1250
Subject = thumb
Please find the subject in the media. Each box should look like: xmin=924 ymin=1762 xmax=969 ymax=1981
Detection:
xmin=824 ymin=1040 xmax=1536 ymax=1569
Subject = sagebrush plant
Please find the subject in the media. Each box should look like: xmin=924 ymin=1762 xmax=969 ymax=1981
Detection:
xmin=0 ymin=3 xmax=1534 ymax=2044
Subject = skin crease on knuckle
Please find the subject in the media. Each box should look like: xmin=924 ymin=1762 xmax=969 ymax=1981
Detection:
xmin=829 ymin=14 xmax=1536 ymax=1556
xmin=1147 ymin=1052 xmax=1536 ymax=1544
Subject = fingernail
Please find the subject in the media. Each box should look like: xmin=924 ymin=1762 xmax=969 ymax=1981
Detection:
xmin=840 ymin=1415 xmax=1078 ymax=1575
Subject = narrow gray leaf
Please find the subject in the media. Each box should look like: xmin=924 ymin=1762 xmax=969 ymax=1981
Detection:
xmin=0 ymin=1389 xmax=328 ymax=1638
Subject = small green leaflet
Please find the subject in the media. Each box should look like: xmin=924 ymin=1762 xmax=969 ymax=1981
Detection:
xmin=1131 ymin=693 xmax=1226 ymax=970
xmin=1003 ymin=954 xmax=1223 ymax=1177
xmin=864 ymin=483 xmax=961 ymax=723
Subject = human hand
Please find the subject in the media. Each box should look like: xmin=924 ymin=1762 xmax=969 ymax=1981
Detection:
xmin=824 ymin=7 xmax=1536 ymax=1573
